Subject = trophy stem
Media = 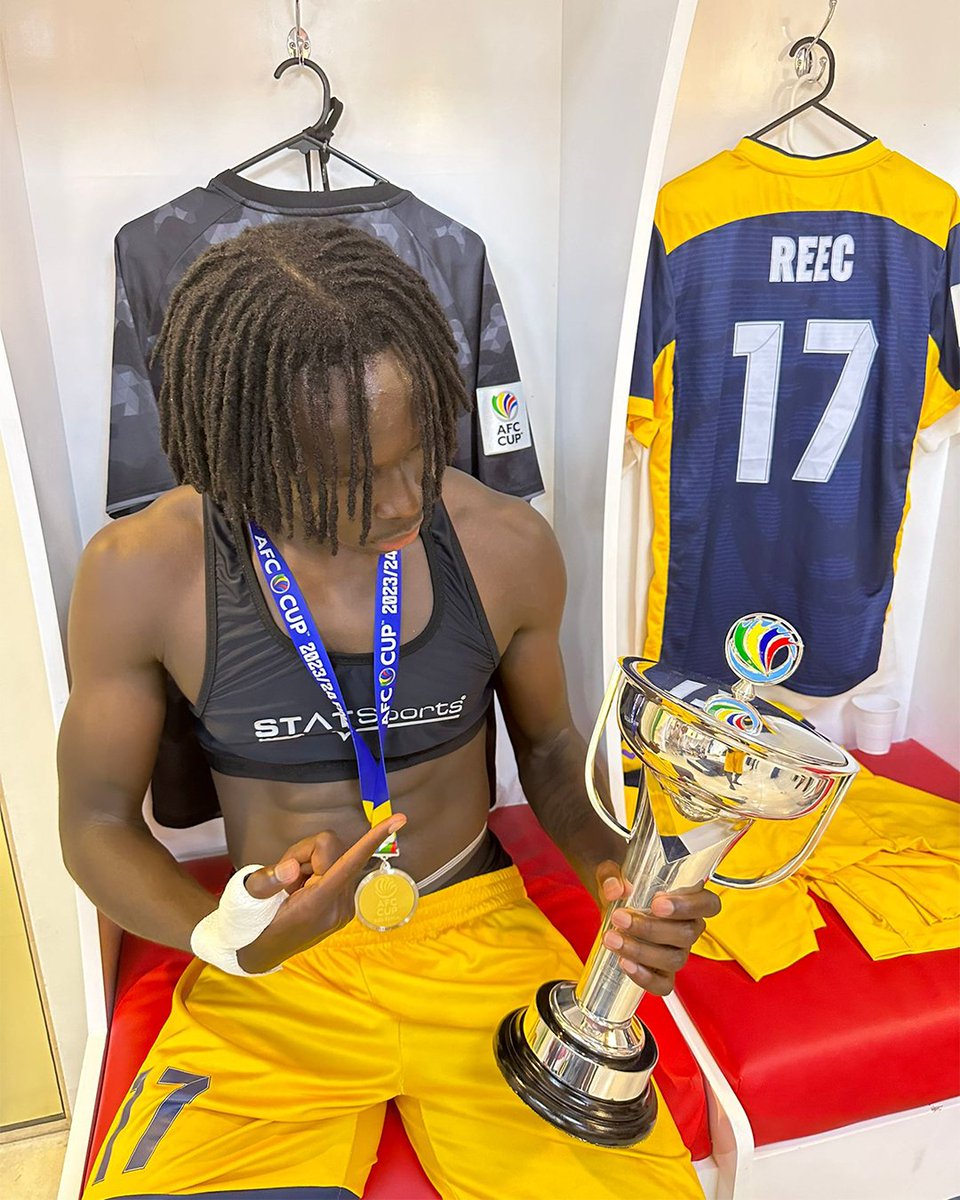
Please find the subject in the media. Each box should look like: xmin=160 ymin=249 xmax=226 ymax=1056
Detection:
xmin=575 ymin=785 xmax=750 ymax=1026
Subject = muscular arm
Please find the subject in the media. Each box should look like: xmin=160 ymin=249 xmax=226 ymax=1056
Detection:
xmin=58 ymin=519 xmax=218 ymax=951
xmin=492 ymin=507 xmax=622 ymax=900
xmin=492 ymin=501 xmax=720 ymax=995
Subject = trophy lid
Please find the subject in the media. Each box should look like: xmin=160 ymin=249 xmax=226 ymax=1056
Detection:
xmin=620 ymin=657 xmax=853 ymax=773
xmin=617 ymin=615 xmax=858 ymax=820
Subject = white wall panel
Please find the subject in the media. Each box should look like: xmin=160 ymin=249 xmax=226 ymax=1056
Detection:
xmin=555 ymin=0 xmax=691 ymax=731
xmin=0 ymin=44 xmax=81 ymax=630
xmin=909 ymin=452 xmax=960 ymax=767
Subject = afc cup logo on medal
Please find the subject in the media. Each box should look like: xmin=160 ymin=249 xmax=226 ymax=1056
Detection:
xmin=373 ymin=874 xmax=400 ymax=920
xmin=270 ymin=573 xmax=291 ymax=595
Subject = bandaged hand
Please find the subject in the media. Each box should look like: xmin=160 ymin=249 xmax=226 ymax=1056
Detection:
xmin=594 ymin=862 xmax=721 ymax=996
xmin=191 ymin=814 xmax=406 ymax=976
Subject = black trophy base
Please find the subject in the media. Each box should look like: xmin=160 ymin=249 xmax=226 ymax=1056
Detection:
xmin=495 ymin=987 xmax=659 ymax=1148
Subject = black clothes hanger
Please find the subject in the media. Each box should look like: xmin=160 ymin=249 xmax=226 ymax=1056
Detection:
xmin=294 ymin=96 xmax=343 ymax=191
xmin=230 ymin=11 xmax=388 ymax=190
xmin=750 ymin=35 xmax=872 ymax=147
xmin=274 ymin=54 xmax=332 ymax=121
xmin=305 ymin=99 xmax=390 ymax=189
xmin=231 ymin=99 xmax=388 ymax=190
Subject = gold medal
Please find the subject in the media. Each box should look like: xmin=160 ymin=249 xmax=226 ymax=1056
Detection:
xmin=354 ymin=860 xmax=420 ymax=932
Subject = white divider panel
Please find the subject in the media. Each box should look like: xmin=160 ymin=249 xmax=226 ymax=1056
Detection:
xmin=594 ymin=0 xmax=699 ymax=821
xmin=0 ymin=336 xmax=86 ymax=1112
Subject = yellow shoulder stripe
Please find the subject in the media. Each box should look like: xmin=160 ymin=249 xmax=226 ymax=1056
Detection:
xmin=656 ymin=141 xmax=959 ymax=255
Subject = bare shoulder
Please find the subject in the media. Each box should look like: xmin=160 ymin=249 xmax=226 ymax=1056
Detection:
xmin=441 ymin=470 xmax=565 ymax=639
xmin=71 ymin=488 xmax=204 ymax=661
xmin=80 ymin=487 xmax=203 ymax=583
xmin=442 ymin=469 xmax=560 ymax=570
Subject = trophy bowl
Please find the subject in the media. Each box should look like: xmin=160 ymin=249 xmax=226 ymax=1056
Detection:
xmin=495 ymin=614 xmax=859 ymax=1146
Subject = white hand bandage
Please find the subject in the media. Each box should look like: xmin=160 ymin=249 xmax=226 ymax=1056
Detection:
xmin=190 ymin=865 xmax=287 ymax=976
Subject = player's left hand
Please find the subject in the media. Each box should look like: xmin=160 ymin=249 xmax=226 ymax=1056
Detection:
xmin=594 ymin=862 xmax=721 ymax=996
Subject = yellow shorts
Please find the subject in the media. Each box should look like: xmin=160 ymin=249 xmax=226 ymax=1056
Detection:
xmin=86 ymin=867 xmax=702 ymax=1200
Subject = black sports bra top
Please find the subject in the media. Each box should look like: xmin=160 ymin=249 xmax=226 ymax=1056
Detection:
xmin=191 ymin=497 xmax=501 ymax=782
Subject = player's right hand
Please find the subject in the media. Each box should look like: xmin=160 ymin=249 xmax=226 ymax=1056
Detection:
xmin=235 ymin=815 xmax=406 ymax=973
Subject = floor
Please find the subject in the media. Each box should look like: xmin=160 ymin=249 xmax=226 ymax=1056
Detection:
xmin=1 ymin=1129 xmax=69 ymax=1200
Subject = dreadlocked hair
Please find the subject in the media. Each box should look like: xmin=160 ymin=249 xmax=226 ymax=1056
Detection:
xmin=152 ymin=220 xmax=469 ymax=549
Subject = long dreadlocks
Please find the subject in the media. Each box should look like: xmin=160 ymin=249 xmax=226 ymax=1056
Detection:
xmin=152 ymin=221 xmax=469 ymax=548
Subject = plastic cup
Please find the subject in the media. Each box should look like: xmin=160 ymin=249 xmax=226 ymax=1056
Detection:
xmin=850 ymin=694 xmax=900 ymax=755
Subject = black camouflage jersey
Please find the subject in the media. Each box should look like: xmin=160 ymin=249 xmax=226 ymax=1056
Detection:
xmin=108 ymin=173 xmax=543 ymax=518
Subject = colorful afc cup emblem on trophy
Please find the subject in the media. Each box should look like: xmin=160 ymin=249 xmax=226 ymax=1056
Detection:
xmin=725 ymin=613 xmax=803 ymax=691
xmin=491 ymin=391 xmax=519 ymax=421
xmin=269 ymin=573 xmax=291 ymax=595
xmin=703 ymin=693 xmax=763 ymax=733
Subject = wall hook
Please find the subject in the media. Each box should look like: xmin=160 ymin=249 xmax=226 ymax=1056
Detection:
xmin=287 ymin=1 xmax=310 ymax=67
xmin=795 ymin=0 xmax=838 ymax=79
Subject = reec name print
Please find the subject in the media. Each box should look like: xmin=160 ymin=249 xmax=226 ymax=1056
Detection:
xmin=769 ymin=234 xmax=854 ymax=283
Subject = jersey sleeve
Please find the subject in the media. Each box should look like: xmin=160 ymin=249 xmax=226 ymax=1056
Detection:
xmin=471 ymin=253 xmax=544 ymax=499
xmin=920 ymin=213 xmax=960 ymax=430
xmin=627 ymin=224 xmax=676 ymax=448
xmin=106 ymin=187 xmax=241 ymax=518
xmin=107 ymin=245 xmax=175 ymax=517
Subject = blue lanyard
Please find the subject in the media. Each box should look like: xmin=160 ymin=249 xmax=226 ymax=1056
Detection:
xmin=248 ymin=523 xmax=402 ymax=821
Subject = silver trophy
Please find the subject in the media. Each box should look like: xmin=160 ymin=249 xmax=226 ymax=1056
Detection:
xmin=496 ymin=614 xmax=859 ymax=1146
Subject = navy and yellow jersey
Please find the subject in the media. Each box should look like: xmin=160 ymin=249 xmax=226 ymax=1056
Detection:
xmin=628 ymin=138 xmax=960 ymax=696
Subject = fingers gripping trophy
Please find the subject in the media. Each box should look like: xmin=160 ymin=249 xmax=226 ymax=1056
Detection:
xmin=495 ymin=614 xmax=859 ymax=1147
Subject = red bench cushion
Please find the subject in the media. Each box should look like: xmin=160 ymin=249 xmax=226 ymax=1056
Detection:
xmin=85 ymin=808 xmax=712 ymax=1195
xmin=675 ymin=740 xmax=960 ymax=1146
